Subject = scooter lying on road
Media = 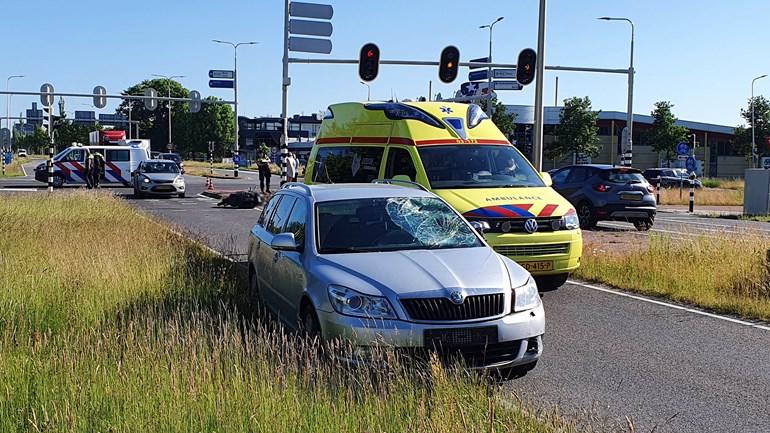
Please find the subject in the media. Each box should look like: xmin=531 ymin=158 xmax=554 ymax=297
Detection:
xmin=216 ymin=186 xmax=263 ymax=209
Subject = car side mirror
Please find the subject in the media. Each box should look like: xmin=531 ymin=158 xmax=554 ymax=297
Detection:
xmin=271 ymin=232 xmax=300 ymax=252
xmin=540 ymin=171 xmax=553 ymax=187
xmin=470 ymin=221 xmax=490 ymax=236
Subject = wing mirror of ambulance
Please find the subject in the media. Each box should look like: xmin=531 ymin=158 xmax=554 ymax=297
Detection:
xmin=540 ymin=172 xmax=553 ymax=187
xmin=470 ymin=220 xmax=490 ymax=236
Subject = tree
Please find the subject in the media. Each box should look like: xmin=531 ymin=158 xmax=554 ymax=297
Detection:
xmin=15 ymin=127 xmax=50 ymax=155
xmin=732 ymin=96 xmax=770 ymax=163
xmin=645 ymin=101 xmax=689 ymax=163
xmin=56 ymin=121 xmax=102 ymax=148
xmin=478 ymin=98 xmax=518 ymax=140
xmin=547 ymin=96 xmax=601 ymax=160
xmin=174 ymin=96 xmax=234 ymax=160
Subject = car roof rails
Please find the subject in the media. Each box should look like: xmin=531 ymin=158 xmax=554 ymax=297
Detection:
xmin=371 ymin=178 xmax=429 ymax=192
xmin=280 ymin=182 xmax=314 ymax=197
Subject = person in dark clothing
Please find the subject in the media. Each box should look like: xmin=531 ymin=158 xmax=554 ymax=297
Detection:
xmin=257 ymin=151 xmax=272 ymax=193
xmin=91 ymin=150 xmax=105 ymax=188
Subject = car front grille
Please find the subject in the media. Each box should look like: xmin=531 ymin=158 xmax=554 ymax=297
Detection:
xmin=401 ymin=293 xmax=504 ymax=321
xmin=493 ymin=243 xmax=570 ymax=257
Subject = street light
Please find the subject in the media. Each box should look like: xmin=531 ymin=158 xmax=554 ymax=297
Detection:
xmin=479 ymin=16 xmax=503 ymax=115
xmin=359 ymin=81 xmax=371 ymax=101
xmin=6 ymin=75 xmax=25 ymax=144
xmin=752 ymin=74 xmax=767 ymax=168
xmin=213 ymin=39 xmax=258 ymax=178
xmin=598 ymin=16 xmax=634 ymax=166
xmin=152 ymin=74 xmax=185 ymax=152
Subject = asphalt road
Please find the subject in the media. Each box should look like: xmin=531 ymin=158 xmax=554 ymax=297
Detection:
xmin=4 ymin=162 xmax=770 ymax=432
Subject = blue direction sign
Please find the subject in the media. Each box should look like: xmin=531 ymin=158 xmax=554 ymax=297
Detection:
xmin=492 ymin=80 xmax=523 ymax=91
xmin=233 ymin=154 xmax=241 ymax=165
xmin=209 ymin=80 xmax=234 ymax=89
xmin=468 ymin=69 xmax=489 ymax=82
xmin=469 ymin=56 xmax=489 ymax=70
xmin=685 ymin=156 xmax=696 ymax=172
xmin=676 ymin=141 xmax=690 ymax=155
xmin=209 ymin=70 xmax=234 ymax=79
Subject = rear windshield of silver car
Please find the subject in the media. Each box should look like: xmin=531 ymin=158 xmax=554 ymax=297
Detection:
xmin=599 ymin=169 xmax=646 ymax=183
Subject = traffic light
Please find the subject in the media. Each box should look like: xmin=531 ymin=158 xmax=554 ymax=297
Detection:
xmin=438 ymin=45 xmax=460 ymax=83
xmin=516 ymin=48 xmax=537 ymax=85
xmin=42 ymin=106 xmax=51 ymax=136
xmin=359 ymin=43 xmax=380 ymax=82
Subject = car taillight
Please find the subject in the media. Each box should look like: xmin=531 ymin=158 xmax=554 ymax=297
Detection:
xmin=646 ymin=184 xmax=655 ymax=193
xmin=592 ymin=183 xmax=612 ymax=192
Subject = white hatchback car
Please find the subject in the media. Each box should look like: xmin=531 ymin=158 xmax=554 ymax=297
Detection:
xmin=17 ymin=148 xmax=27 ymax=158
xmin=248 ymin=181 xmax=544 ymax=378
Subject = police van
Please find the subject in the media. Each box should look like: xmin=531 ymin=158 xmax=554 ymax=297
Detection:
xmin=34 ymin=139 xmax=151 ymax=188
xmin=304 ymin=101 xmax=582 ymax=290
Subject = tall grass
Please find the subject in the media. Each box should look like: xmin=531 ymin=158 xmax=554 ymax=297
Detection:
xmin=0 ymin=156 xmax=31 ymax=177
xmin=0 ymin=191 xmax=574 ymax=432
xmin=656 ymin=186 xmax=743 ymax=206
xmin=577 ymin=232 xmax=770 ymax=320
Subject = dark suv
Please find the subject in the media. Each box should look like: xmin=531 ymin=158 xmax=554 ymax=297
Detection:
xmin=550 ymin=164 xmax=656 ymax=231
xmin=159 ymin=153 xmax=185 ymax=174
xmin=642 ymin=167 xmax=702 ymax=189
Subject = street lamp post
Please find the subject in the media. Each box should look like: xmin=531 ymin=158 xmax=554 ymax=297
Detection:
xmin=6 ymin=75 xmax=25 ymax=146
xmin=480 ymin=17 xmax=503 ymax=115
xmin=359 ymin=81 xmax=371 ymax=101
xmin=752 ymin=74 xmax=767 ymax=168
xmin=213 ymin=39 xmax=258 ymax=178
xmin=599 ymin=17 xmax=634 ymax=166
xmin=152 ymin=74 xmax=185 ymax=152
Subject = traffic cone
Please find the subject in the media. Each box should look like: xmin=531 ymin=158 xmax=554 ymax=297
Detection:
xmin=207 ymin=177 xmax=214 ymax=191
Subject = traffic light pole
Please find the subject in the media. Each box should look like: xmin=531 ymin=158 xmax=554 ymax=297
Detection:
xmin=46 ymin=103 xmax=54 ymax=193
xmin=281 ymin=0 xmax=291 ymax=186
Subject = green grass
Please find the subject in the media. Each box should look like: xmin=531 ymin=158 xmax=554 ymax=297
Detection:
xmin=656 ymin=186 xmax=743 ymax=206
xmin=0 ymin=191 xmax=576 ymax=433
xmin=0 ymin=156 xmax=32 ymax=177
xmin=576 ymin=232 xmax=770 ymax=321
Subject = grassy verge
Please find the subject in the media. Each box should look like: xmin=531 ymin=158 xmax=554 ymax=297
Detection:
xmin=185 ymin=163 xmax=282 ymax=177
xmin=0 ymin=191 xmax=575 ymax=432
xmin=656 ymin=186 xmax=743 ymax=206
xmin=576 ymin=231 xmax=770 ymax=321
xmin=0 ymin=156 xmax=32 ymax=177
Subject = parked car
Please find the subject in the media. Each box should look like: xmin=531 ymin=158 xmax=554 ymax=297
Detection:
xmin=131 ymin=159 xmax=186 ymax=198
xmin=550 ymin=164 xmax=656 ymax=231
xmin=17 ymin=148 xmax=27 ymax=158
xmin=642 ymin=167 xmax=702 ymax=188
xmin=150 ymin=151 xmax=161 ymax=159
xmin=248 ymin=181 xmax=545 ymax=378
xmin=159 ymin=153 xmax=185 ymax=174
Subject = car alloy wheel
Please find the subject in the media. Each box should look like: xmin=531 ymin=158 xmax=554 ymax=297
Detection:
xmin=52 ymin=174 xmax=64 ymax=188
xmin=578 ymin=202 xmax=597 ymax=229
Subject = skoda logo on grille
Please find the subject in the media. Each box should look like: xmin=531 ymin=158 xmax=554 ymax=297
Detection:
xmin=524 ymin=218 xmax=538 ymax=234
xmin=449 ymin=291 xmax=465 ymax=305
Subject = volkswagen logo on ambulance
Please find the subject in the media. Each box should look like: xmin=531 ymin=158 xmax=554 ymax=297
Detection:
xmin=524 ymin=218 xmax=538 ymax=234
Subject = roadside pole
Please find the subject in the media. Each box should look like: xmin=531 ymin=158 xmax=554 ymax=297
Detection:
xmin=2 ymin=149 xmax=6 ymax=176
xmin=689 ymin=178 xmax=695 ymax=213
xmin=656 ymin=176 xmax=661 ymax=204
xmin=208 ymin=141 xmax=214 ymax=176
xmin=47 ymin=102 xmax=53 ymax=193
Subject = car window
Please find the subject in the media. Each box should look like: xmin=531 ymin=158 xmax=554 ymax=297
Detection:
xmin=384 ymin=147 xmax=417 ymax=181
xmin=312 ymin=146 xmax=384 ymax=183
xmin=106 ymin=149 xmax=130 ymax=162
xmin=258 ymin=195 xmax=282 ymax=227
xmin=266 ymin=195 xmax=297 ymax=235
xmin=599 ymin=169 xmax=646 ymax=183
xmin=283 ymin=199 xmax=307 ymax=245
xmin=62 ymin=149 xmax=85 ymax=162
xmin=550 ymin=168 xmax=571 ymax=184
xmin=566 ymin=167 xmax=590 ymax=183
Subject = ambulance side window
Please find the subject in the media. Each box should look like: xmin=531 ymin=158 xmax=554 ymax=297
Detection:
xmin=312 ymin=146 xmax=384 ymax=184
xmin=384 ymin=148 xmax=417 ymax=181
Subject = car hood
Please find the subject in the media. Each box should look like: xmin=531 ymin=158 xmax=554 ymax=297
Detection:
xmin=315 ymin=247 xmax=530 ymax=298
xmin=140 ymin=173 xmax=181 ymax=181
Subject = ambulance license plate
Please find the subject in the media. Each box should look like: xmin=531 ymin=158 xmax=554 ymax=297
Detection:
xmin=519 ymin=261 xmax=554 ymax=272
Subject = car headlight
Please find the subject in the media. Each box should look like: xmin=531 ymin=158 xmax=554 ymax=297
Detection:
xmin=142 ymin=177 xmax=150 ymax=183
xmin=560 ymin=209 xmax=580 ymax=230
xmin=513 ymin=276 xmax=541 ymax=312
xmin=173 ymin=176 xmax=184 ymax=184
xmin=328 ymin=285 xmax=397 ymax=319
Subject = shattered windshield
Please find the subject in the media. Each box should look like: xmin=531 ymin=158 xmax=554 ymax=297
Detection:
xmin=316 ymin=197 xmax=482 ymax=253
xmin=417 ymin=145 xmax=545 ymax=189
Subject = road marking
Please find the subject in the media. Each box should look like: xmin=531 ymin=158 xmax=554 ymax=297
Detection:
xmin=569 ymin=280 xmax=770 ymax=332
xmin=0 ymin=188 xmax=41 ymax=192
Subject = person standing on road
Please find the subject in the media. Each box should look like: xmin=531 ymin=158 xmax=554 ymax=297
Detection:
xmin=91 ymin=150 xmax=105 ymax=188
xmin=286 ymin=152 xmax=298 ymax=183
xmin=85 ymin=150 xmax=96 ymax=189
xmin=257 ymin=151 xmax=272 ymax=194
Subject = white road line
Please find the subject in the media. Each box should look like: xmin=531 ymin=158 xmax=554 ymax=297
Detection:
xmin=569 ymin=280 xmax=770 ymax=332
xmin=1 ymin=188 xmax=40 ymax=192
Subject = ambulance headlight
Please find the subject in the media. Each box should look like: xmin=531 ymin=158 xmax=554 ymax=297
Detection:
xmin=560 ymin=209 xmax=580 ymax=230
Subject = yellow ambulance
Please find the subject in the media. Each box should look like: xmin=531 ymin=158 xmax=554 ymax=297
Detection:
xmin=304 ymin=101 xmax=581 ymax=290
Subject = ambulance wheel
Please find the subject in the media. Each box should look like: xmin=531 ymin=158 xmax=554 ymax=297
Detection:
xmin=51 ymin=174 xmax=64 ymax=188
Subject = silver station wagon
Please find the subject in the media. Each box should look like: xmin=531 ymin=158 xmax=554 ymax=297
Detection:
xmin=248 ymin=181 xmax=544 ymax=377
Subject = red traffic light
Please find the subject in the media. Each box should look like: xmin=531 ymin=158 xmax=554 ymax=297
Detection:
xmin=359 ymin=43 xmax=381 ymax=82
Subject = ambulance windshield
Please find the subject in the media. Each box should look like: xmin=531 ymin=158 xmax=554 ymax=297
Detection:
xmin=417 ymin=145 xmax=545 ymax=189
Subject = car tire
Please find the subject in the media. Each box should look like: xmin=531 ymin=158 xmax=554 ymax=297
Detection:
xmin=534 ymin=273 xmax=569 ymax=291
xmin=178 ymin=192 xmax=186 ymax=198
xmin=633 ymin=218 xmax=653 ymax=231
xmin=51 ymin=174 xmax=64 ymax=188
xmin=577 ymin=201 xmax=598 ymax=229
xmin=248 ymin=268 xmax=266 ymax=315
xmin=497 ymin=360 xmax=538 ymax=381
xmin=300 ymin=304 xmax=321 ymax=340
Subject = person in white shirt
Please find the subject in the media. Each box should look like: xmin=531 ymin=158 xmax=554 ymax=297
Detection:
xmin=286 ymin=152 xmax=298 ymax=183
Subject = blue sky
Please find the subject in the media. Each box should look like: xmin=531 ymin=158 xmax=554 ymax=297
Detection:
xmin=2 ymin=1 xmax=767 ymax=128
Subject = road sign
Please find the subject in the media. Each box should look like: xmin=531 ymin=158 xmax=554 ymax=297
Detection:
xmin=289 ymin=1 xmax=333 ymax=19
xmin=289 ymin=19 xmax=333 ymax=37
xmin=167 ymin=143 xmax=174 ymax=150
xmin=468 ymin=57 xmax=489 ymax=70
xmin=468 ymin=70 xmax=489 ymax=82
xmin=209 ymin=80 xmax=235 ymax=89
xmin=685 ymin=156 xmax=696 ymax=172
xmin=763 ymin=157 xmax=770 ymax=169
xmin=288 ymin=36 xmax=332 ymax=54
xmin=677 ymin=155 xmax=688 ymax=161
xmin=40 ymin=83 xmax=54 ymax=106
xmin=188 ymin=90 xmax=201 ymax=113
xmin=459 ymin=82 xmax=489 ymax=97
xmin=493 ymin=80 xmax=523 ymax=91
xmin=233 ymin=154 xmax=241 ymax=165
xmin=0 ymin=128 xmax=10 ymax=145
xmin=493 ymin=68 xmax=517 ymax=79
xmin=676 ymin=141 xmax=690 ymax=155
xmin=144 ymin=88 xmax=158 ymax=111
xmin=209 ymin=70 xmax=234 ymax=79
xmin=93 ymin=86 xmax=107 ymax=108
